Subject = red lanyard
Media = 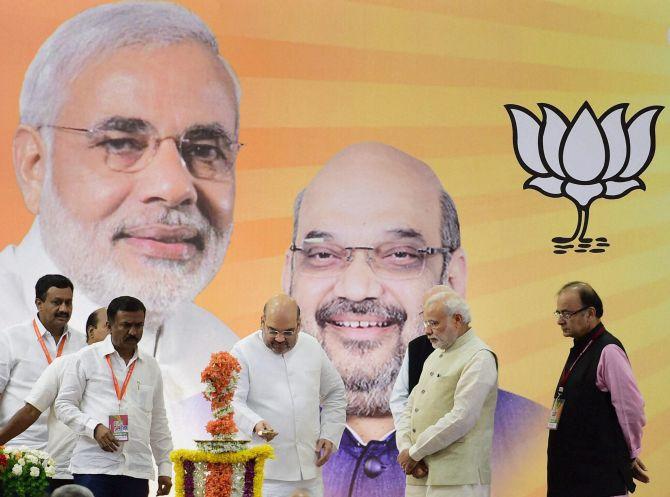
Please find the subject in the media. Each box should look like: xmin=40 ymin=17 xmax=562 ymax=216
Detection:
xmin=558 ymin=326 xmax=605 ymax=388
xmin=32 ymin=319 xmax=67 ymax=365
xmin=105 ymin=355 xmax=137 ymax=402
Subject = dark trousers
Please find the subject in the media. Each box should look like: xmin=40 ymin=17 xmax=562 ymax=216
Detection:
xmin=47 ymin=479 xmax=72 ymax=495
xmin=73 ymin=474 xmax=149 ymax=497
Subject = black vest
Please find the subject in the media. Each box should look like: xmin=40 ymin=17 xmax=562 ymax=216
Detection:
xmin=547 ymin=325 xmax=635 ymax=497
xmin=407 ymin=334 xmax=435 ymax=393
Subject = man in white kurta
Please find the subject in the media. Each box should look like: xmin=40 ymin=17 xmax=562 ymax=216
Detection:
xmin=231 ymin=294 xmax=346 ymax=497
xmin=396 ymin=292 xmax=498 ymax=497
xmin=0 ymin=275 xmax=87 ymax=451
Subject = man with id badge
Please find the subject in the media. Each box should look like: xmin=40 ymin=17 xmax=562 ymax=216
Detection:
xmin=56 ymin=296 xmax=173 ymax=497
xmin=547 ymin=282 xmax=649 ymax=497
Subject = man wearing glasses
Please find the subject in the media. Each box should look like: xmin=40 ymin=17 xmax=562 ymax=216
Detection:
xmin=282 ymin=142 xmax=546 ymax=497
xmin=231 ymin=294 xmax=346 ymax=497
xmin=548 ymin=281 xmax=648 ymax=497
xmin=0 ymin=2 xmax=240 ymax=446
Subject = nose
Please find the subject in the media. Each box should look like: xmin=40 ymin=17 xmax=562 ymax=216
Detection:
xmin=274 ymin=334 xmax=286 ymax=343
xmin=134 ymin=138 xmax=198 ymax=207
xmin=333 ymin=250 xmax=383 ymax=302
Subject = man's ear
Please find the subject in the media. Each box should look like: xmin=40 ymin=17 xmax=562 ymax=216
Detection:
xmin=13 ymin=125 xmax=49 ymax=214
xmin=445 ymin=247 xmax=467 ymax=297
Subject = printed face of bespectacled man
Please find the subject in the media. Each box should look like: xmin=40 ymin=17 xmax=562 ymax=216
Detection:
xmin=14 ymin=41 xmax=239 ymax=316
xmin=282 ymin=143 xmax=466 ymax=418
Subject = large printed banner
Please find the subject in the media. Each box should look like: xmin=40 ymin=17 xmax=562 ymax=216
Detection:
xmin=0 ymin=2 xmax=668 ymax=497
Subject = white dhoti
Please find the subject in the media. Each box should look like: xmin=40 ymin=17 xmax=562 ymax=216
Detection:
xmin=405 ymin=483 xmax=490 ymax=497
xmin=262 ymin=477 xmax=323 ymax=497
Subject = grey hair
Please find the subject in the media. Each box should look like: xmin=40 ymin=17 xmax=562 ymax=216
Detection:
xmin=290 ymin=188 xmax=461 ymax=282
xmin=443 ymin=293 xmax=471 ymax=324
xmin=51 ymin=485 xmax=95 ymax=497
xmin=20 ymin=1 xmax=241 ymax=130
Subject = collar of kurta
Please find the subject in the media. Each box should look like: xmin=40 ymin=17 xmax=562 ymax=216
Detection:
xmin=97 ymin=334 xmax=142 ymax=364
xmin=33 ymin=314 xmax=70 ymax=340
xmin=441 ymin=327 xmax=475 ymax=352
xmin=572 ymin=322 xmax=605 ymax=349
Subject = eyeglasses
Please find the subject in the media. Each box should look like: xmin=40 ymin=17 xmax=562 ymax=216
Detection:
xmin=423 ymin=320 xmax=439 ymax=328
xmin=266 ymin=330 xmax=296 ymax=338
xmin=554 ymin=306 xmax=591 ymax=320
xmin=39 ymin=120 xmax=242 ymax=182
xmin=289 ymin=242 xmax=453 ymax=281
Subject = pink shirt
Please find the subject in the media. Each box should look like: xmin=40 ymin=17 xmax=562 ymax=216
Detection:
xmin=595 ymin=344 xmax=646 ymax=459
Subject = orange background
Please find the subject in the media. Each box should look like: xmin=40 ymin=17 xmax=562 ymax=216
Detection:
xmin=1 ymin=2 xmax=668 ymax=496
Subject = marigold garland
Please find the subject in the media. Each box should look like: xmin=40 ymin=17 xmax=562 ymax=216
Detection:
xmin=170 ymin=446 xmax=273 ymax=497
xmin=201 ymin=352 xmax=241 ymax=436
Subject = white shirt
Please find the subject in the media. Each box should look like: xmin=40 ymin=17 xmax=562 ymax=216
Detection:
xmin=0 ymin=317 xmax=86 ymax=449
xmin=231 ymin=331 xmax=346 ymax=481
xmin=55 ymin=335 xmax=173 ymax=480
xmin=25 ymin=354 xmax=79 ymax=479
xmin=0 ymin=220 xmax=238 ymax=449
xmin=390 ymin=350 xmax=410 ymax=428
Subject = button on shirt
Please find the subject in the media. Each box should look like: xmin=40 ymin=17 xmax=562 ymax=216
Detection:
xmin=0 ymin=318 xmax=86 ymax=449
xmin=55 ymin=335 xmax=173 ymax=480
xmin=25 ymin=354 xmax=79 ymax=479
xmin=232 ymin=331 xmax=346 ymax=481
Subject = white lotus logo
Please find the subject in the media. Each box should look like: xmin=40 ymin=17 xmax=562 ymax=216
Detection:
xmin=505 ymin=102 xmax=663 ymax=253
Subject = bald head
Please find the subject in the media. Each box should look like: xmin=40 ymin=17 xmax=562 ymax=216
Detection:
xmin=261 ymin=294 xmax=301 ymax=354
xmin=86 ymin=307 xmax=109 ymax=344
xmin=283 ymin=141 xmax=466 ymax=416
xmin=263 ymin=294 xmax=300 ymax=321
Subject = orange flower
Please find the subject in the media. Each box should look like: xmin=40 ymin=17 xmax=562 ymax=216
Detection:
xmin=206 ymin=415 xmax=238 ymax=436
xmin=205 ymin=463 xmax=233 ymax=497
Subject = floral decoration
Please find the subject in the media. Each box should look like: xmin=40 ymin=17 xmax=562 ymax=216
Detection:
xmin=170 ymin=446 xmax=273 ymax=497
xmin=201 ymin=352 xmax=241 ymax=437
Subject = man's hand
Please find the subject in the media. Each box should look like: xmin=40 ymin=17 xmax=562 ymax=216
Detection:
xmin=93 ymin=424 xmax=119 ymax=452
xmin=157 ymin=476 xmax=172 ymax=496
xmin=315 ymin=438 xmax=334 ymax=467
xmin=253 ymin=420 xmax=277 ymax=442
xmin=411 ymin=460 xmax=429 ymax=479
xmin=397 ymin=448 xmax=419 ymax=474
xmin=632 ymin=458 xmax=650 ymax=483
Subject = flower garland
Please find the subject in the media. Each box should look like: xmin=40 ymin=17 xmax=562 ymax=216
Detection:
xmin=171 ymin=446 xmax=273 ymax=497
xmin=0 ymin=446 xmax=55 ymax=497
xmin=201 ymin=352 xmax=241 ymax=438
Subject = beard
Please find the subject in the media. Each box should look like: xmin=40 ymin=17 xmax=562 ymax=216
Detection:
xmin=38 ymin=170 xmax=231 ymax=325
xmin=311 ymin=297 xmax=421 ymax=417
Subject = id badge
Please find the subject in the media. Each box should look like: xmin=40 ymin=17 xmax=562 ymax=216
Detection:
xmin=109 ymin=414 xmax=129 ymax=441
xmin=547 ymin=396 xmax=564 ymax=430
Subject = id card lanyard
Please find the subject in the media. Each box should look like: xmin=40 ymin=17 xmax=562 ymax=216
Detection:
xmin=32 ymin=319 xmax=67 ymax=365
xmin=548 ymin=326 xmax=605 ymax=430
xmin=105 ymin=355 xmax=137 ymax=413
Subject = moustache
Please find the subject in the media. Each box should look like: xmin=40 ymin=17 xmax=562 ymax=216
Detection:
xmin=315 ymin=298 xmax=407 ymax=328
xmin=110 ymin=209 xmax=219 ymax=248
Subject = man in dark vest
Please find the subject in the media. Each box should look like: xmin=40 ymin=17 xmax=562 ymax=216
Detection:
xmin=547 ymin=281 xmax=649 ymax=497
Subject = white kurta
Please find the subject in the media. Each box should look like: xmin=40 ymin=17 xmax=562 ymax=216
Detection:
xmin=0 ymin=318 xmax=86 ymax=450
xmin=0 ymin=220 xmax=238 ymax=449
xmin=231 ymin=331 xmax=346 ymax=481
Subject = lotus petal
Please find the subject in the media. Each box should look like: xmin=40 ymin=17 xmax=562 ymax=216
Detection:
xmin=620 ymin=106 xmax=664 ymax=178
xmin=505 ymin=105 xmax=548 ymax=176
xmin=604 ymin=179 xmax=645 ymax=199
xmin=560 ymin=102 xmax=607 ymax=182
xmin=600 ymin=104 xmax=629 ymax=180
xmin=539 ymin=104 xmax=568 ymax=178
xmin=564 ymin=182 xmax=603 ymax=206
xmin=524 ymin=176 xmax=563 ymax=196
